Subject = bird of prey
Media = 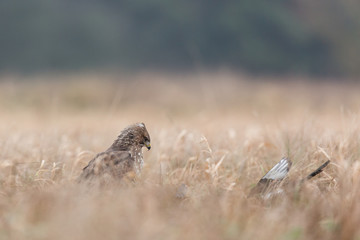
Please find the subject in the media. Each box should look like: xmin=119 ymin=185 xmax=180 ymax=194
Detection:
xmin=78 ymin=123 xmax=151 ymax=183
xmin=250 ymin=158 xmax=330 ymax=198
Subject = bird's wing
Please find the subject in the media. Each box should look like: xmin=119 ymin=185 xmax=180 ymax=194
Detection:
xmin=249 ymin=158 xmax=292 ymax=196
xmin=260 ymin=157 xmax=292 ymax=182
xmin=78 ymin=151 xmax=133 ymax=182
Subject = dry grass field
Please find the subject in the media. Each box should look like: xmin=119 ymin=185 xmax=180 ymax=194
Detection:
xmin=0 ymin=73 xmax=359 ymax=240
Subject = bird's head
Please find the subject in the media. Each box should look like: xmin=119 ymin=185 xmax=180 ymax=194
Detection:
xmin=110 ymin=122 xmax=151 ymax=151
xmin=134 ymin=122 xmax=151 ymax=150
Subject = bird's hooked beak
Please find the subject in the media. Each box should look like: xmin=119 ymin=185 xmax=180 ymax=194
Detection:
xmin=145 ymin=140 xmax=151 ymax=150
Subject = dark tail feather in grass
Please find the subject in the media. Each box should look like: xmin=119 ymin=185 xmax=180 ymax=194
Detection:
xmin=302 ymin=160 xmax=330 ymax=183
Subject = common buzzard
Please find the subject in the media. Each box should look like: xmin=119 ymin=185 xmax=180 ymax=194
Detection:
xmin=78 ymin=123 xmax=151 ymax=183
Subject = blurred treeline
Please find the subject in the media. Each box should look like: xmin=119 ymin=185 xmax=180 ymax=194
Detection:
xmin=1 ymin=0 xmax=359 ymax=76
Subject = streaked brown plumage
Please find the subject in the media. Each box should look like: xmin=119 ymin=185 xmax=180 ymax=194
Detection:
xmin=78 ymin=123 xmax=151 ymax=183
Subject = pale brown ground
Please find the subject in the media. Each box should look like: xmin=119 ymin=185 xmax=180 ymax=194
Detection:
xmin=0 ymin=73 xmax=359 ymax=240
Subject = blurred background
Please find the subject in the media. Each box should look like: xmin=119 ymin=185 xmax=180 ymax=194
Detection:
xmin=1 ymin=0 xmax=359 ymax=78
xmin=1 ymin=3 xmax=360 ymax=239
